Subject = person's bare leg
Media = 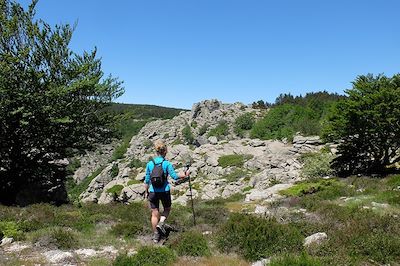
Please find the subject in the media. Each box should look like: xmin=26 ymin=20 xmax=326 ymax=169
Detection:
xmin=159 ymin=207 xmax=171 ymax=223
xmin=151 ymin=208 xmax=160 ymax=232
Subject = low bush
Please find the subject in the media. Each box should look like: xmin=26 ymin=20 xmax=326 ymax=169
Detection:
xmin=110 ymin=164 xmax=119 ymax=178
xmin=216 ymin=213 xmax=303 ymax=261
xmin=218 ymin=154 xmax=253 ymax=168
xmin=107 ymin=185 xmax=124 ymax=197
xmin=111 ymin=221 xmax=143 ymax=238
xmin=169 ymin=230 xmax=210 ymax=257
xmin=198 ymin=124 xmax=208 ymax=135
xmin=129 ymin=158 xmax=146 ymax=169
xmin=300 ymin=151 xmax=334 ymax=179
xmin=32 ymin=227 xmax=78 ymax=250
xmin=269 ymin=253 xmax=322 ymax=266
xmin=234 ymin=113 xmax=255 ymax=136
xmin=280 ymin=179 xmax=344 ymax=198
xmin=114 ymin=246 xmax=176 ymax=266
xmin=182 ymin=124 xmax=194 ymax=144
xmin=207 ymin=121 xmax=229 ymax=139
xmin=0 ymin=221 xmax=24 ymax=240
xmin=224 ymin=169 xmax=248 ymax=182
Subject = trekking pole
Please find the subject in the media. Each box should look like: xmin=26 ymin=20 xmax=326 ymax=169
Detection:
xmin=186 ymin=163 xmax=196 ymax=226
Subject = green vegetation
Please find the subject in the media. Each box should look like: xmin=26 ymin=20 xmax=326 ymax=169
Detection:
xmin=111 ymin=221 xmax=143 ymax=238
xmin=224 ymin=169 xmax=249 ymax=182
xmin=0 ymin=0 xmax=123 ymax=205
xmin=323 ymin=74 xmax=400 ymax=176
xmin=251 ymin=91 xmax=343 ymax=141
xmin=269 ymin=253 xmax=322 ymax=266
xmin=129 ymin=158 xmax=146 ymax=169
xmin=280 ymin=179 xmax=345 ymax=197
xmin=169 ymin=230 xmax=211 ymax=257
xmin=218 ymin=154 xmax=253 ymax=168
xmin=198 ymin=123 xmax=209 ymax=135
xmin=110 ymin=164 xmax=119 ymax=178
xmin=299 ymin=151 xmax=335 ymax=179
xmin=105 ymin=103 xmax=185 ymax=120
xmin=67 ymin=166 xmax=105 ymax=203
xmin=0 ymin=221 xmax=24 ymax=240
xmin=107 ymin=185 xmax=124 ymax=197
xmin=207 ymin=121 xmax=229 ymax=139
xmin=182 ymin=124 xmax=195 ymax=144
xmin=217 ymin=213 xmax=303 ymax=261
xmin=127 ymin=180 xmax=142 ymax=186
xmin=114 ymin=246 xmax=176 ymax=266
xmin=234 ymin=113 xmax=255 ymax=136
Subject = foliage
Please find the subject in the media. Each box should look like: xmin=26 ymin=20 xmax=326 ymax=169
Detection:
xmin=111 ymin=221 xmax=143 ymax=238
xmin=107 ymin=185 xmax=124 ymax=197
xmin=224 ymin=169 xmax=249 ymax=182
xmin=110 ymin=120 xmax=148 ymax=161
xmin=251 ymin=91 xmax=343 ymax=141
xmin=110 ymin=164 xmax=119 ymax=178
xmin=129 ymin=158 xmax=146 ymax=169
xmin=169 ymin=230 xmax=211 ymax=257
xmin=0 ymin=221 xmax=24 ymax=240
xmin=251 ymin=100 xmax=271 ymax=109
xmin=198 ymin=124 xmax=209 ymax=136
xmin=113 ymin=246 xmax=176 ymax=266
xmin=299 ymin=151 xmax=335 ymax=179
xmin=67 ymin=166 xmax=104 ymax=203
xmin=280 ymin=179 xmax=344 ymax=197
xmin=217 ymin=213 xmax=303 ymax=261
xmin=323 ymin=74 xmax=400 ymax=176
xmin=0 ymin=0 xmax=123 ymax=205
xmin=127 ymin=180 xmax=142 ymax=186
xmin=105 ymin=103 xmax=185 ymax=120
xmin=269 ymin=253 xmax=322 ymax=266
xmin=207 ymin=121 xmax=229 ymax=139
xmin=218 ymin=154 xmax=253 ymax=168
xmin=31 ymin=227 xmax=78 ymax=250
xmin=234 ymin=113 xmax=255 ymax=136
xmin=182 ymin=124 xmax=194 ymax=144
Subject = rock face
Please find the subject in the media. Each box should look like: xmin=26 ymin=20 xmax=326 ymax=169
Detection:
xmin=78 ymin=100 xmax=323 ymax=205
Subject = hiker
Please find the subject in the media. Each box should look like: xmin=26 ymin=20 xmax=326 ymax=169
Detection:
xmin=144 ymin=140 xmax=190 ymax=243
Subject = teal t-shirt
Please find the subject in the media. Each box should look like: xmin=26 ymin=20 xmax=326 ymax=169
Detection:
xmin=145 ymin=156 xmax=179 ymax=192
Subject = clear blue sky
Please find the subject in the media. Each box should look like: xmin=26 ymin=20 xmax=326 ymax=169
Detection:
xmin=20 ymin=0 xmax=400 ymax=109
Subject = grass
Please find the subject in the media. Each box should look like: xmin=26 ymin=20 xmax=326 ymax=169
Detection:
xmin=114 ymin=246 xmax=176 ymax=266
xmin=223 ymin=169 xmax=249 ymax=182
xmin=107 ymin=185 xmax=124 ymax=197
xmin=168 ymin=230 xmax=211 ymax=257
xmin=218 ymin=154 xmax=253 ymax=168
xmin=207 ymin=121 xmax=229 ymax=138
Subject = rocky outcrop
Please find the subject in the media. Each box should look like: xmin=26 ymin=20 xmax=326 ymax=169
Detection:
xmin=78 ymin=100 xmax=324 ymax=206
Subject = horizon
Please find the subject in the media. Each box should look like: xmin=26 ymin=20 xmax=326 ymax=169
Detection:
xmin=20 ymin=0 xmax=400 ymax=109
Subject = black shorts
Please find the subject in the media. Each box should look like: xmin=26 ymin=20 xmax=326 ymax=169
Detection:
xmin=148 ymin=191 xmax=172 ymax=210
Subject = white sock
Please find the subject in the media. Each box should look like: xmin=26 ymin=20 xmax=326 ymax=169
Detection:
xmin=159 ymin=216 xmax=167 ymax=223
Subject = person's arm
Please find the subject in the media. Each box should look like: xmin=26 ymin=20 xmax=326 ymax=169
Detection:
xmin=144 ymin=163 xmax=151 ymax=197
xmin=167 ymin=162 xmax=189 ymax=180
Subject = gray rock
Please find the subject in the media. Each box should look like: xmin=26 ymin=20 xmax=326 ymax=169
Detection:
xmin=43 ymin=250 xmax=75 ymax=265
xmin=120 ymin=184 xmax=146 ymax=203
xmin=0 ymin=237 xmax=13 ymax=246
xmin=250 ymin=139 xmax=265 ymax=147
xmin=135 ymin=172 xmax=146 ymax=181
xmin=208 ymin=136 xmax=218 ymax=145
xmin=245 ymin=183 xmax=293 ymax=202
xmin=75 ymin=248 xmax=98 ymax=258
xmin=252 ymin=258 xmax=271 ymax=266
xmin=304 ymin=232 xmax=328 ymax=247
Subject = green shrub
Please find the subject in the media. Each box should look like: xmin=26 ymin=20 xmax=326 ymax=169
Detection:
xmin=280 ymin=179 xmax=343 ymax=197
xmin=107 ymin=185 xmax=124 ymax=197
xmin=0 ymin=221 xmax=24 ymax=240
xmin=169 ymin=230 xmax=210 ymax=257
xmin=127 ymin=179 xmax=142 ymax=186
xmin=300 ymin=152 xmax=334 ymax=179
xmin=110 ymin=164 xmax=119 ymax=178
xmin=269 ymin=253 xmax=322 ymax=266
xmin=67 ymin=166 xmax=104 ymax=202
xmin=208 ymin=121 xmax=229 ymax=138
xmin=218 ymin=154 xmax=253 ymax=168
xmin=66 ymin=158 xmax=81 ymax=175
xmin=111 ymin=221 xmax=143 ymax=238
xmin=114 ymin=246 xmax=176 ymax=266
xmin=182 ymin=124 xmax=194 ymax=144
xmin=224 ymin=169 xmax=248 ymax=182
xmin=234 ymin=113 xmax=255 ymax=136
xmin=191 ymin=121 xmax=198 ymax=128
xmin=198 ymin=124 xmax=208 ymax=135
xmin=32 ymin=227 xmax=78 ymax=250
xmin=143 ymin=139 xmax=153 ymax=149
xmin=217 ymin=213 xmax=303 ymax=261
xmin=129 ymin=158 xmax=146 ymax=169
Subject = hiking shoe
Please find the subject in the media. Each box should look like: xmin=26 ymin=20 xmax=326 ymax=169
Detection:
xmin=156 ymin=221 xmax=166 ymax=235
xmin=152 ymin=231 xmax=160 ymax=243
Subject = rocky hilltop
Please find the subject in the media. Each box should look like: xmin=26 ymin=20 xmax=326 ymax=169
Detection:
xmin=78 ymin=100 xmax=323 ymax=209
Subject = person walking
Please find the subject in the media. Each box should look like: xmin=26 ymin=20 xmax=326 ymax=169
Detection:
xmin=144 ymin=140 xmax=190 ymax=243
